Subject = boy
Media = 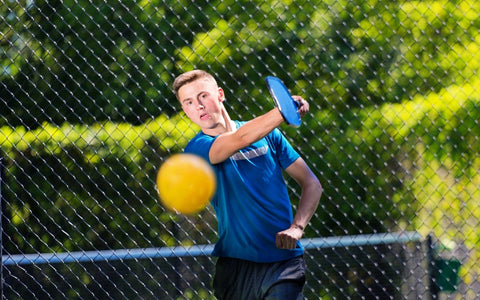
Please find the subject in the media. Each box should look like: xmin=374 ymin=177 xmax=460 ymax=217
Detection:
xmin=173 ymin=70 xmax=322 ymax=299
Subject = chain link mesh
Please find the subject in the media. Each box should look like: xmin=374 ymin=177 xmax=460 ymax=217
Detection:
xmin=1 ymin=0 xmax=479 ymax=299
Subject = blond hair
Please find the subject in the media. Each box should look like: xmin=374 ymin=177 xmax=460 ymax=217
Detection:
xmin=173 ymin=70 xmax=218 ymax=95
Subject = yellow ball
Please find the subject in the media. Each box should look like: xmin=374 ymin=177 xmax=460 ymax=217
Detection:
xmin=156 ymin=153 xmax=216 ymax=214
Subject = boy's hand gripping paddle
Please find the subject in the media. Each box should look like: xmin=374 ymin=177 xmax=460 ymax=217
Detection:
xmin=265 ymin=76 xmax=301 ymax=127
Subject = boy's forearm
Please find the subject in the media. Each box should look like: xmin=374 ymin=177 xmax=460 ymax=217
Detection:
xmin=235 ymin=108 xmax=284 ymax=146
xmin=209 ymin=108 xmax=285 ymax=164
xmin=292 ymin=178 xmax=322 ymax=230
xmin=276 ymin=178 xmax=322 ymax=249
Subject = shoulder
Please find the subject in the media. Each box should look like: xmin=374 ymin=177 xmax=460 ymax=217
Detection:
xmin=185 ymin=132 xmax=216 ymax=162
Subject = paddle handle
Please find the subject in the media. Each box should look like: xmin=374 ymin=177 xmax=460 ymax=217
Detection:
xmin=294 ymin=99 xmax=301 ymax=108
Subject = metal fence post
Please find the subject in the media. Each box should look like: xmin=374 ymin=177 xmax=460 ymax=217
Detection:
xmin=427 ymin=234 xmax=439 ymax=300
xmin=0 ymin=156 xmax=3 ymax=300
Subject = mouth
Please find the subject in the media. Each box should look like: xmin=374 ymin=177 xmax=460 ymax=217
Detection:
xmin=200 ymin=113 xmax=210 ymax=121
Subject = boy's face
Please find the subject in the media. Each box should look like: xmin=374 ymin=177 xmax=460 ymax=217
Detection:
xmin=178 ymin=78 xmax=225 ymax=129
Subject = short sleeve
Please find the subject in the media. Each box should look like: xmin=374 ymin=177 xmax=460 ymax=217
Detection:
xmin=268 ymin=128 xmax=300 ymax=170
xmin=184 ymin=133 xmax=216 ymax=164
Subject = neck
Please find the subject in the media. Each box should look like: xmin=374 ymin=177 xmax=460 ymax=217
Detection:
xmin=202 ymin=103 xmax=235 ymax=136
xmin=223 ymin=107 xmax=235 ymax=132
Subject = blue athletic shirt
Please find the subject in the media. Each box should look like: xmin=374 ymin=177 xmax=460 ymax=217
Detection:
xmin=184 ymin=121 xmax=304 ymax=263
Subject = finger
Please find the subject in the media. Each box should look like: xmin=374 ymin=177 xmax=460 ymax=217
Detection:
xmin=275 ymin=234 xmax=283 ymax=249
xmin=292 ymin=95 xmax=303 ymax=101
xmin=286 ymin=238 xmax=295 ymax=249
xmin=292 ymin=97 xmax=309 ymax=115
xmin=299 ymin=100 xmax=309 ymax=111
xmin=292 ymin=96 xmax=304 ymax=106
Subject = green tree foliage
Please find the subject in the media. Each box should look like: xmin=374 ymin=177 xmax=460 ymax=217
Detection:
xmin=1 ymin=0 xmax=223 ymax=128
xmin=2 ymin=0 xmax=480 ymax=296
xmin=3 ymin=0 xmax=479 ymax=127
xmin=175 ymin=0 xmax=480 ymax=115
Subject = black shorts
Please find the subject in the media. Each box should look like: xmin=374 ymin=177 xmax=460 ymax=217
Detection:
xmin=213 ymin=255 xmax=306 ymax=300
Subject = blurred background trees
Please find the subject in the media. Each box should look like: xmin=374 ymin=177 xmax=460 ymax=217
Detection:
xmin=1 ymin=0 xmax=479 ymax=297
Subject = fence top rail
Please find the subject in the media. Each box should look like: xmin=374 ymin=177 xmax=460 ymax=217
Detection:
xmin=1 ymin=231 xmax=421 ymax=266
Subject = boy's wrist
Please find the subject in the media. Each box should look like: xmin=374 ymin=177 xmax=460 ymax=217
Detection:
xmin=292 ymin=224 xmax=304 ymax=231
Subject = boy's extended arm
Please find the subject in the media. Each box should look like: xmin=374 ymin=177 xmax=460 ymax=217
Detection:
xmin=209 ymin=96 xmax=309 ymax=164
xmin=209 ymin=107 xmax=284 ymax=164
xmin=276 ymin=157 xmax=322 ymax=249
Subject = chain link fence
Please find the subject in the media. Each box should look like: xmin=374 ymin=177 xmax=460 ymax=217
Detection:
xmin=1 ymin=0 xmax=479 ymax=299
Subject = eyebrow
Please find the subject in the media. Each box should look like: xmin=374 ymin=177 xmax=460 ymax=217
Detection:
xmin=181 ymin=91 xmax=208 ymax=104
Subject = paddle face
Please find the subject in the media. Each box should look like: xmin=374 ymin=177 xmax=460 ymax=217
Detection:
xmin=265 ymin=76 xmax=301 ymax=127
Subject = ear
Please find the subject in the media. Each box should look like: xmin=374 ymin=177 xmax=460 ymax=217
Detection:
xmin=218 ymin=87 xmax=226 ymax=102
